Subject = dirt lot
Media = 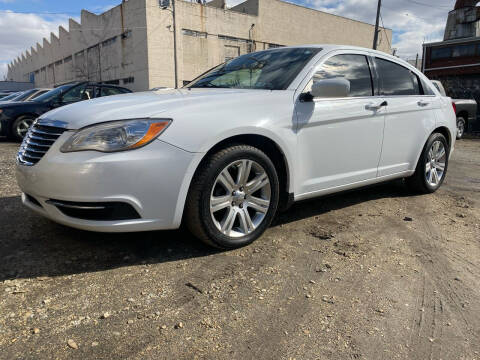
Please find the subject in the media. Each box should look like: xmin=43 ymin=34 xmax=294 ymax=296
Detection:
xmin=0 ymin=137 xmax=479 ymax=360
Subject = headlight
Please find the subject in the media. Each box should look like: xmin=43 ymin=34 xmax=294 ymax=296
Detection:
xmin=60 ymin=119 xmax=171 ymax=153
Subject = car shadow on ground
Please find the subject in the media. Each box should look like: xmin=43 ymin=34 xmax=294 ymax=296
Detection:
xmin=0 ymin=180 xmax=414 ymax=282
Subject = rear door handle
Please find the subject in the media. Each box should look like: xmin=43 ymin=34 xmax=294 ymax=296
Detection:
xmin=417 ymin=100 xmax=430 ymax=107
xmin=365 ymin=100 xmax=388 ymax=111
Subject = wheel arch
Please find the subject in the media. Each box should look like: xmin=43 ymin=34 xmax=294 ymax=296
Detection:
xmin=434 ymin=126 xmax=452 ymax=148
xmin=197 ymin=134 xmax=293 ymax=211
xmin=412 ymin=126 xmax=452 ymax=173
xmin=456 ymin=110 xmax=468 ymax=128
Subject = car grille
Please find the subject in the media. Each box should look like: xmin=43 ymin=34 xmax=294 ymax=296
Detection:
xmin=17 ymin=124 xmax=67 ymax=166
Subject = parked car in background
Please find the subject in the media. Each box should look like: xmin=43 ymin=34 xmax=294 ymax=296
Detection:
xmin=0 ymin=91 xmax=23 ymax=102
xmin=0 ymin=88 xmax=51 ymax=105
xmin=16 ymin=45 xmax=456 ymax=249
xmin=0 ymin=82 xmax=131 ymax=141
xmin=0 ymin=92 xmax=15 ymax=100
xmin=431 ymin=80 xmax=477 ymax=139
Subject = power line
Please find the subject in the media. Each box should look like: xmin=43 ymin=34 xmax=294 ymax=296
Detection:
xmin=400 ymin=0 xmax=451 ymax=9
xmin=380 ymin=12 xmax=392 ymax=51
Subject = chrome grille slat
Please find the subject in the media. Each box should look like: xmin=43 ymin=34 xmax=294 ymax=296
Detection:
xmin=22 ymin=153 xmax=42 ymax=160
xmin=28 ymin=134 xmax=56 ymax=143
xmin=17 ymin=123 xmax=67 ymax=166
xmin=30 ymin=128 xmax=65 ymax=137
xmin=24 ymin=148 xmax=46 ymax=154
xmin=25 ymin=139 xmax=51 ymax=148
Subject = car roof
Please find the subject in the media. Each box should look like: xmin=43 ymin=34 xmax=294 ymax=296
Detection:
xmin=56 ymin=81 xmax=129 ymax=89
xmin=262 ymin=44 xmax=421 ymax=74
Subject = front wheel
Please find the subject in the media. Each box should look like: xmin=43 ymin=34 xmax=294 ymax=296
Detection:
xmin=10 ymin=115 xmax=35 ymax=141
xmin=185 ymin=145 xmax=280 ymax=249
xmin=456 ymin=117 xmax=466 ymax=139
xmin=406 ymin=132 xmax=449 ymax=194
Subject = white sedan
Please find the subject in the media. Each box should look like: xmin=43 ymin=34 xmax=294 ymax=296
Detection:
xmin=16 ymin=45 xmax=456 ymax=249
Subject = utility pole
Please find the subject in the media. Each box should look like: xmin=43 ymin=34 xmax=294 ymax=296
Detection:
xmin=373 ymin=0 xmax=382 ymax=50
xmin=172 ymin=0 xmax=178 ymax=88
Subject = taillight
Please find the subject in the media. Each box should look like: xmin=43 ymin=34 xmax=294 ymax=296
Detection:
xmin=452 ymin=102 xmax=457 ymax=114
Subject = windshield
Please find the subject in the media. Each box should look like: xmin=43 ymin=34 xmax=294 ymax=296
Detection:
xmin=14 ymin=89 xmax=37 ymax=102
xmin=2 ymin=92 xmax=22 ymax=101
xmin=33 ymin=84 xmax=75 ymax=103
xmin=186 ymin=47 xmax=321 ymax=90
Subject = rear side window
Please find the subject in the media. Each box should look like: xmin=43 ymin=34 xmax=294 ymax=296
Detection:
xmin=375 ymin=58 xmax=420 ymax=96
xmin=305 ymin=54 xmax=373 ymax=97
xmin=100 ymin=87 xmax=126 ymax=97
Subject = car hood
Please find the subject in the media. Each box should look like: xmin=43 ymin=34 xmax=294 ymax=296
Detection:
xmin=37 ymin=88 xmax=276 ymax=129
xmin=0 ymin=101 xmax=27 ymax=107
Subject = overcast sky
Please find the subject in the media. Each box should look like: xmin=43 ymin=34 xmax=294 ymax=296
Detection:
xmin=0 ymin=0 xmax=456 ymax=79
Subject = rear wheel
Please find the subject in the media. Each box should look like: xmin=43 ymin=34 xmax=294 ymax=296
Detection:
xmin=185 ymin=145 xmax=279 ymax=249
xmin=456 ymin=117 xmax=466 ymax=139
xmin=10 ymin=115 xmax=35 ymax=141
xmin=406 ymin=132 xmax=449 ymax=194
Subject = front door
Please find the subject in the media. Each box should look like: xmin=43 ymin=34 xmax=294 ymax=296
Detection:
xmin=294 ymin=53 xmax=385 ymax=198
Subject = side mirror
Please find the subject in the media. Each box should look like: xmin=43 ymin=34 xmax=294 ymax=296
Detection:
xmin=311 ymin=78 xmax=350 ymax=99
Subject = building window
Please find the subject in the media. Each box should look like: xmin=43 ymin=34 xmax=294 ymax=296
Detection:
xmin=55 ymin=60 xmax=63 ymax=66
xmin=123 ymin=77 xmax=134 ymax=84
xmin=182 ymin=29 xmax=207 ymax=38
xmin=452 ymin=44 xmax=476 ymax=57
xmin=121 ymin=30 xmax=132 ymax=39
xmin=218 ymin=35 xmax=248 ymax=43
xmin=64 ymin=56 xmax=72 ymax=63
xmin=103 ymin=79 xmax=120 ymax=85
xmin=224 ymin=45 xmax=240 ymax=62
xmin=102 ymin=36 xmax=117 ymax=47
xmin=268 ymin=43 xmax=283 ymax=49
xmin=431 ymin=47 xmax=452 ymax=60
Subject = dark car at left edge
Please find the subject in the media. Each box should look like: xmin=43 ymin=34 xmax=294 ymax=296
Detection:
xmin=0 ymin=82 xmax=132 ymax=141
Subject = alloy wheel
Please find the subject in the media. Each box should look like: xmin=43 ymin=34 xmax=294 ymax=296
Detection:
xmin=16 ymin=118 xmax=34 ymax=139
xmin=425 ymin=140 xmax=446 ymax=187
xmin=210 ymin=159 xmax=271 ymax=238
xmin=457 ymin=119 xmax=465 ymax=138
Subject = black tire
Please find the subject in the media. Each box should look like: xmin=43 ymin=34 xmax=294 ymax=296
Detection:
xmin=456 ymin=117 xmax=466 ymax=140
xmin=406 ymin=132 xmax=449 ymax=194
xmin=9 ymin=115 xmax=35 ymax=142
xmin=185 ymin=145 xmax=280 ymax=249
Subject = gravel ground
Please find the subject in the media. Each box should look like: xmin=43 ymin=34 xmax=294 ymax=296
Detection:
xmin=1 ymin=137 xmax=479 ymax=360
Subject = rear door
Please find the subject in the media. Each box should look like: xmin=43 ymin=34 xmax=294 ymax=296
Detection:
xmin=294 ymin=52 xmax=386 ymax=197
xmin=373 ymin=57 xmax=439 ymax=177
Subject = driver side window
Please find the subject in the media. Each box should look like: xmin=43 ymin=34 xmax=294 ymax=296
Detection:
xmin=304 ymin=54 xmax=374 ymax=97
xmin=61 ymin=84 xmax=94 ymax=103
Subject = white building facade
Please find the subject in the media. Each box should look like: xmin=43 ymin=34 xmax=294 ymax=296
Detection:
xmin=7 ymin=0 xmax=392 ymax=91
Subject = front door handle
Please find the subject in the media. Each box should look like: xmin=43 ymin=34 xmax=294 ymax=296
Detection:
xmin=365 ymin=100 xmax=388 ymax=111
xmin=417 ymin=100 xmax=430 ymax=107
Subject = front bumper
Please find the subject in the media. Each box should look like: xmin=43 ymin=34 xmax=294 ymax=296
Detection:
xmin=16 ymin=132 xmax=200 ymax=232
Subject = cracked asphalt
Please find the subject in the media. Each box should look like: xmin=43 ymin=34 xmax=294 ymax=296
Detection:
xmin=1 ymin=137 xmax=479 ymax=359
